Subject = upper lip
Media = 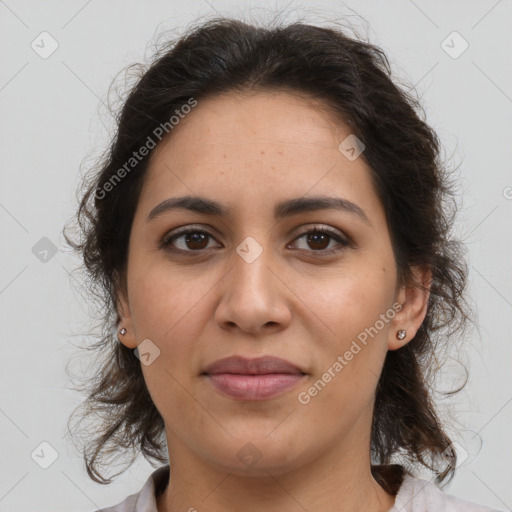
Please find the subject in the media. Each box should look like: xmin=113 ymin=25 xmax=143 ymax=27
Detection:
xmin=202 ymin=356 xmax=305 ymax=375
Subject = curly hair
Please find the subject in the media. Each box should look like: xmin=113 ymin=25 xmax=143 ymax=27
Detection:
xmin=64 ymin=15 xmax=470 ymax=490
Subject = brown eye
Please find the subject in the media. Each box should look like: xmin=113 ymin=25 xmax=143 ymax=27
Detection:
xmin=305 ymin=232 xmax=331 ymax=250
xmin=289 ymin=226 xmax=350 ymax=254
xmin=162 ymin=229 xmax=220 ymax=252
xmin=182 ymin=232 xmax=209 ymax=250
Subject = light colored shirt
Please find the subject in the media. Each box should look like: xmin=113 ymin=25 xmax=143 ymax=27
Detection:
xmin=95 ymin=465 xmax=502 ymax=512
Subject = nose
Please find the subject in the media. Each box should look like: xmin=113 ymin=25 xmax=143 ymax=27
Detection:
xmin=214 ymin=243 xmax=292 ymax=335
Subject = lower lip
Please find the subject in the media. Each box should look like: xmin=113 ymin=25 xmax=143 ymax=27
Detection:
xmin=205 ymin=373 xmax=305 ymax=400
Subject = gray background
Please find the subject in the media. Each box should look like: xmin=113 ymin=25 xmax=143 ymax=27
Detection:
xmin=0 ymin=0 xmax=511 ymax=510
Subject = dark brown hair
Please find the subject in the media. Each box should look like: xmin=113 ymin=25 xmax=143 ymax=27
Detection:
xmin=64 ymin=15 xmax=470 ymax=489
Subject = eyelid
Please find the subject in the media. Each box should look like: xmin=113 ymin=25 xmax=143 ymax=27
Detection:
xmin=291 ymin=224 xmax=350 ymax=243
xmin=161 ymin=224 xmax=220 ymax=242
xmin=160 ymin=225 xmax=223 ymax=251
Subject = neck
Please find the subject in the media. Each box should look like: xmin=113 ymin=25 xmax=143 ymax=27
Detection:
xmin=156 ymin=438 xmax=395 ymax=512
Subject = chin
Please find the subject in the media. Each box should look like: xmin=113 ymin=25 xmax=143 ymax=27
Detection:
xmin=201 ymin=431 xmax=312 ymax=477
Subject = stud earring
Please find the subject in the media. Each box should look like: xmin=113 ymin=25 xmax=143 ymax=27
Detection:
xmin=396 ymin=329 xmax=406 ymax=340
xmin=119 ymin=327 xmax=127 ymax=335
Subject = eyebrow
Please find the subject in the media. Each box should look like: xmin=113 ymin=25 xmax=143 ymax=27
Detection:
xmin=147 ymin=195 xmax=370 ymax=225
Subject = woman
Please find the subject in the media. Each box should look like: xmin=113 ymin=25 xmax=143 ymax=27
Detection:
xmin=65 ymin=15 xmax=501 ymax=512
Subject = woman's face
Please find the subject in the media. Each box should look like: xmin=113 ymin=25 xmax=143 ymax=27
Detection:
xmin=118 ymin=90 xmax=426 ymax=475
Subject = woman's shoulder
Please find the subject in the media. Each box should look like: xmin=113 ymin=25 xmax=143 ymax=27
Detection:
xmin=392 ymin=473 xmax=503 ymax=512
xmin=93 ymin=465 xmax=170 ymax=512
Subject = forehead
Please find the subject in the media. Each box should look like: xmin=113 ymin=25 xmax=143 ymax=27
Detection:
xmin=152 ymin=91 xmax=346 ymax=158
xmin=139 ymin=90 xmax=382 ymax=223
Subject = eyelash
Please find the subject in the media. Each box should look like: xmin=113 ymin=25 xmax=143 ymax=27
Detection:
xmin=160 ymin=225 xmax=351 ymax=257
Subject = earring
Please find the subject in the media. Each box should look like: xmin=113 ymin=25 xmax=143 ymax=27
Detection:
xmin=119 ymin=327 xmax=127 ymax=335
xmin=396 ymin=329 xmax=406 ymax=340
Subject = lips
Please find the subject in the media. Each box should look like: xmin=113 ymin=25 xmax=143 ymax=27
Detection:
xmin=202 ymin=356 xmax=306 ymax=400
xmin=203 ymin=355 xmax=305 ymax=376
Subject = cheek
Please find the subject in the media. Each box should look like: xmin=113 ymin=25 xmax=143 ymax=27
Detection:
xmin=298 ymin=257 xmax=396 ymax=400
xmin=297 ymin=281 xmax=393 ymax=429
xmin=128 ymin=254 xmax=212 ymax=339
xmin=297 ymin=262 xmax=395 ymax=341
xmin=127 ymin=258 xmax=219 ymax=404
xmin=129 ymin=262 xmax=210 ymax=415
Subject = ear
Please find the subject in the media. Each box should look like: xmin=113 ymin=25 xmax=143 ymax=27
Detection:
xmin=116 ymin=284 xmax=138 ymax=350
xmin=388 ymin=265 xmax=431 ymax=350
